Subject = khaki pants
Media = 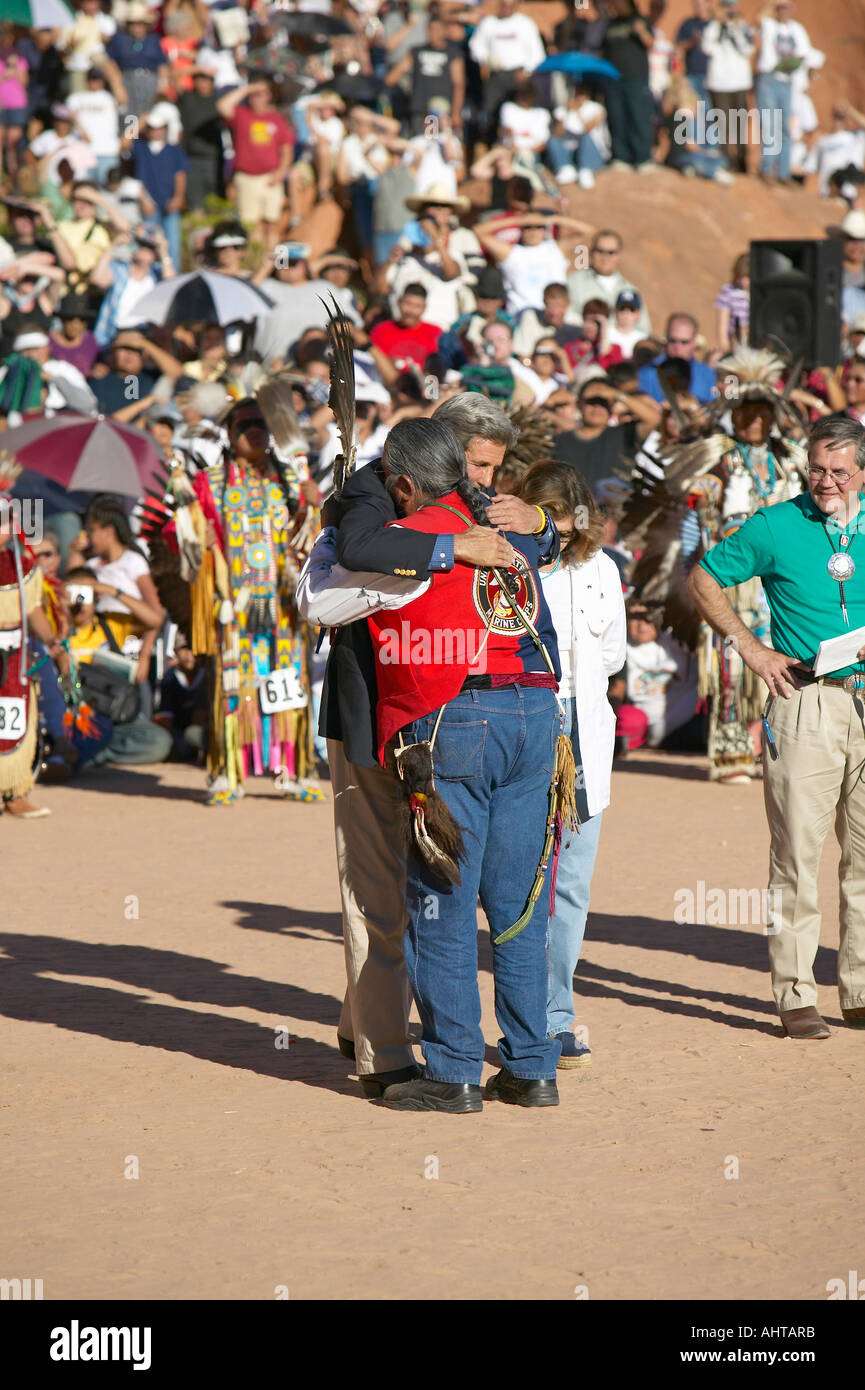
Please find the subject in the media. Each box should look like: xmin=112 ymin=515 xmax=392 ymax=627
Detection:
xmin=328 ymin=739 xmax=414 ymax=1074
xmin=763 ymin=683 xmax=865 ymax=1011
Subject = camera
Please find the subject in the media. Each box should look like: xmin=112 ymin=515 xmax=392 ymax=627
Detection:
xmin=66 ymin=584 xmax=93 ymax=607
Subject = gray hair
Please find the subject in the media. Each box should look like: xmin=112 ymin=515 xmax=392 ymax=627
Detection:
xmin=432 ymin=393 xmax=519 ymax=453
xmin=381 ymin=417 xmax=490 ymax=523
xmin=808 ymin=415 xmax=865 ymax=473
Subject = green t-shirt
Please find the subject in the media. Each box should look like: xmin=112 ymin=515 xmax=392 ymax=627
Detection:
xmin=699 ymin=492 xmax=865 ymax=679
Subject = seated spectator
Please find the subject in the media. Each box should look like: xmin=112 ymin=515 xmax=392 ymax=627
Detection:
xmin=616 ymin=600 xmax=702 ymax=750
xmin=470 ymin=173 xmax=533 ymax=243
xmin=553 ymin=377 xmax=658 ymax=497
xmin=526 ymin=336 xmax=573 ymax=404
xmin=548 ymin=85 xmax=611 ymax=189
xmin=803 ymin=100 xmax=865 ymax=198
xmin=9 ymin=330 xmax=96 ymax=414
xmin=64 ymin=565 xmax=171 ymax=766
xmin=565 ymin=298 xmax=624 ymax=372
xmin=607 ymin=290 xmax=646 ymax=358
xmin=475 ymin=209 xmax=588 ymax=317
xmin=252 ymin=242 xmax=344 ymax=367
xmin=56 ymin=181 xmax=129 ymax=291
xmin=27 ymin=102 xmax=97 ymax=184
xmin=312 ymin=249 xmax=363 ymax=325
xmin=91 ymin=226 xmax=173 ymax=346
xmin=637 ymin=313 xmax=718 ymax=403
xmin=664 ymin=74 xmax=734 ymax=184
xmin=567 ymin=229 xmax=652 ymax=337
xmin=369 ymin=283 xmax=442 ymax=373
xmin=715 ymin=252 xmax=750 ymax=352
xmin=512 ymin=281 xmax=582 ymax=358
xmin=156 ymin=631 xmax=207 ymax=761
xmin=498 ymin=82 xmax=551 ymax=170
xmin=387 ymin=183 xmax=484 ymax=330
xmin=476 ymin=318 xmax=542 ymax=404
xmin=87 ymin=329 xmax=183 ymax=416
xmin=438 ymin=265 xmax=514 ymax=369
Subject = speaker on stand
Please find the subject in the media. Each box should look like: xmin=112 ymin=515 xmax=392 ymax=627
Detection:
xmin=749 ymin=239 xmax=843 ymax=369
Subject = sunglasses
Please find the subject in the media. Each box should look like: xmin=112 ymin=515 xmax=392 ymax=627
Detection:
xmin=582 ymin=396 xmax=612 ymax=409
xmin=233 ymin=417 xmax=267 ymax=435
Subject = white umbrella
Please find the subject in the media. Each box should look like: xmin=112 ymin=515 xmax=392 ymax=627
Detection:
xmin=130 ymin=272 xmax=275 ymax=327
xmin=8 ymin=0 xmax=75 ymax=26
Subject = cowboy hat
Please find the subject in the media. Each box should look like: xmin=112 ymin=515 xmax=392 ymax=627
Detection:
xmin=840 ymin=209 xmax=865 ymax=240
xmin=405 ymin=182 xmax=471 ymax=215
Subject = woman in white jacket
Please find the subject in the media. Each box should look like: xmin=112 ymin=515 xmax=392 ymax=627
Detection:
xmin=519 ymin=462 xmax=627 ymax=1068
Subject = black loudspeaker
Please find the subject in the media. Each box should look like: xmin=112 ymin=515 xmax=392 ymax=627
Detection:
xmin=749 ymin=238 xmax=843 ymax=369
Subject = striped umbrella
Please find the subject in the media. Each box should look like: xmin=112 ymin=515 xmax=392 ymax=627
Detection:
xmin=130 ymin=272 xmax=275 ymax=327
xmin=1 ymin=412 xmax=164 ymax=499
xmin=2 ymin=0 xmax=75 ymax=26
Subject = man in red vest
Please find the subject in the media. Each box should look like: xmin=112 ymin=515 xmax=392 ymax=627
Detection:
xmin=367 ymin=417 xmax=563 ymax=1112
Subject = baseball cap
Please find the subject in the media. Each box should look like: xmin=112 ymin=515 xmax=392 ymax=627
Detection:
xmin=616 ymin=290 xmax=642 ymax=311
xmin=51 ymin=103 xmax=73 ymax=121
xmin=851 ymin=314 xmax=865 ymax=334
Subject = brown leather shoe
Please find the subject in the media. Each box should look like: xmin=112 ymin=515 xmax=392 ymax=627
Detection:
xmin=842 ymin=1006 xmax=865 ymax=1028
xmin=780 ymin=1006 xmax=831 ymax=1039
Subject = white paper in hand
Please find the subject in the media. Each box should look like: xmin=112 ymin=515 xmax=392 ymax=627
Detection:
xmin=813 ymin=624 xmax=865 ymax=676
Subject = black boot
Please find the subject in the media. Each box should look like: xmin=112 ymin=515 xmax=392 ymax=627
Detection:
xmin=484 ymin=1068 xmax=559 ymax=1107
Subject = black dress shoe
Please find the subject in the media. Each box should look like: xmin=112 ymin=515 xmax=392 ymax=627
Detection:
xmin=358 ymin=1064 xmax=422 ymax=1098
xmin=381 ymin=1077 xmax=483 ymax=1112
xmin=484 ymin=1068 xmax=559 ymax=1107
xmin=337 ymin=1034 xmax=356 ymax=1061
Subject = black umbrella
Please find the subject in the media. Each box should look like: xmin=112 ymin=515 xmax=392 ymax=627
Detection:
xmin=272 ymin=11 xmax=354 ymax=37
xmin=313 ymin=72 xmax=380 ymax=107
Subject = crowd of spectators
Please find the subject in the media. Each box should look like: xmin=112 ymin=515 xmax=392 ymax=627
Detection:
xmin=2 ymin=0 xmax=865 ymax=785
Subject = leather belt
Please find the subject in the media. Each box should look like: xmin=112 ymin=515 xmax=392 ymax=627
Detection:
xmin=796 ymin=670 xmax=865 ymax=693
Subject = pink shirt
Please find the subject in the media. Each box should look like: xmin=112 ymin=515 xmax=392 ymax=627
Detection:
xmin=0 ymin=50 xmax=28 ymax=109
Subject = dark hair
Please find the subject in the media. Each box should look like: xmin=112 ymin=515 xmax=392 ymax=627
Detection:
xmin=400 ymin=282 xmax=427 ymax=300
xmin=544 ymin=283 xmax=569 ymax=300
xmin=657 ymin=356 xmax=692 ymax=392
xmin=583 ymin=297 xmax=610 ymax=318
xmin=520 ymin=461 xmax=604 ymax=564
xmin=85 ymin=496 xmax=146 ymax=555
xmin=506 ymin=175 xmax=533 ymax=206
xmin=606 ymin=360 xmax=638 ymax=389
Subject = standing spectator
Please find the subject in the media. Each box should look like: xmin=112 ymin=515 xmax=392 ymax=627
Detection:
xmin=105 ymin=3 xmax=169 ymax=119
xmin=335 ymin=106 xmax=396 ymax=260
xmin=475 ymin=210 xmax=587 ymax=317
xmin=216 ymin=80 xmax=294 ymax=251
xmin=567 ymin=229 xmax=652 ymax=337
xmin=702 ymin=0 xmax=755 ymax=175
xmin=647 ymin=0 xmax=675 ymax=120
xmin=548 ymin=85 xmax=611 ymax=189
xmin=675 ymin=0 xmax=713 ymax=104
xmin=129 ymin=106 xmax=188 ymax=268
xmin=386 ymin=13 xmax=465 ymax=137
xmin=468 ymin=0 xmax=546 ymax=148
xmin=637 ymin=312 xmax=718 ymax=402
xmin=0 ymin=24 xmax=29 ymax=186
xmin=176 ymin=61 xmax=224 ymax=208
xmin=67 ymin=68 xmax=121 ymax=187
xmin=754 ymin=0 xmax=811 ymax=186
xmin=59 ymin=0 xmax=117 ymax=96
xmin=15 ymin=24 xmax=65 ymax=118
xmin=715 ymin=251 xmax=750 ymax=350
xmin=369 ymin=283 xmax=442 ymax=373
xmin=601 ymin=0 xmax=655 ymax=173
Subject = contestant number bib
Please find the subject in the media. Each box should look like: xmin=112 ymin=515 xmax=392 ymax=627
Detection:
xmin=0 ymin=697 xmax=26 ymax=741
xmin=258 ymin=667 xmax=307 ymax=714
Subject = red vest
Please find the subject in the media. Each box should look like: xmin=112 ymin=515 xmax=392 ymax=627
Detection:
xmin=368 ymin=491 xmax=545 ymax=763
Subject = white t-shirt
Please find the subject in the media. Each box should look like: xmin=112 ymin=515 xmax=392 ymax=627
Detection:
xmin=803 ymin=129 xmax=865 ymax=197
xmin=468 ymin=13 xmax=546 ymax=73
xmin=307 ymin=111 xmax=345 ymax=156
xmin=87 ymin=551 xmax=152 ymax=656
xmin=606 ymin=323 xmax=643 ymax=357
xmin=626 ymin=634 xmax=698 ymax=746
xmin=68 ymin=89 xmax=120 ymax=158
xmin=499 ymin=102 xmax=550 ymax=152
xmin=553 ymin=100 xmax=610 ymax=158
xmin=756 ymin=17 xmax=811 ymax=78
xmin=115 ymin=271 xmax=158 ymax=330
xmin=501 ymin=240 xmax=569 ymax=315
xmin=701 ymin=18 xmax=755 ymax=93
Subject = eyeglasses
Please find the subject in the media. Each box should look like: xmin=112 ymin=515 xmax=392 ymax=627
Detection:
xmin=808 ymin=465 xmax=862 ymax=484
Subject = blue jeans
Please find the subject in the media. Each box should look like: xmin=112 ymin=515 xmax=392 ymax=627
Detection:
xmin=671 ymin=147 xmax=730 ymax=179
xmin=755 ymin=72 xmax=791 ymax=180
xmin=687 ymin=74 xmax=708 ymax=104
xmin=403 ymin=685 xmax=561 ymax=1083
xmin=547 ymin=133 xmax=606 ymax=175
xmin=546 ymin=697 xmax=604 ymax=1035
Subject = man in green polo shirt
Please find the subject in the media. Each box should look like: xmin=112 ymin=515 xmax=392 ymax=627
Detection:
xmin=689 ymin=416 xmax=865 ymax=1040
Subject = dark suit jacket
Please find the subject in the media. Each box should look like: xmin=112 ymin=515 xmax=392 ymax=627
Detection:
xmin=318 ymin=462 xmax=437 ymax=767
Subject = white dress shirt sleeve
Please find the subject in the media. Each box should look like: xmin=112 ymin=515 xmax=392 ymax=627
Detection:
xmin=296 ymin=527 xmax=431 ymax=627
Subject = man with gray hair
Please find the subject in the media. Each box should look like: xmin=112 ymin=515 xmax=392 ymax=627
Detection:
xmin=308 ymin=394 xmax=559 ymax=1096
xmin=689 ymin=416 xmax=865 ymax=1038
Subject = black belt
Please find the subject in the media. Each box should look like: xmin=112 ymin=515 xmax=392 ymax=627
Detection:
xmin=461 ymin=675 xmax=516 ymax=691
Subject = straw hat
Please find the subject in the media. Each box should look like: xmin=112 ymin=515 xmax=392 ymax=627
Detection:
xmin=405 ymin=182 xmax=471 ymax=215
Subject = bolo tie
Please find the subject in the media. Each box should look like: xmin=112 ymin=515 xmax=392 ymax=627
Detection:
xmin=825 ymin=522 xmax=865 ymax=694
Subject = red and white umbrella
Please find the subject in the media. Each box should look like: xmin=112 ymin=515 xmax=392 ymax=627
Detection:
xmin=1 ymin=412 xmax=164 ymax=499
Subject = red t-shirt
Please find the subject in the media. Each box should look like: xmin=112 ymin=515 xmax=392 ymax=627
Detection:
xmin=230 ymin=104 xmax=294 ymax=176
xmin=369 ymin=318 xmax=442 ymax=369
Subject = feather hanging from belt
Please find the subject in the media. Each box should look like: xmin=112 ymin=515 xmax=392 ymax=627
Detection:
xmin=322 ymin=294 xmax=357 ymax=495
xmin=394 ymin=739 xmax=466 ymax=887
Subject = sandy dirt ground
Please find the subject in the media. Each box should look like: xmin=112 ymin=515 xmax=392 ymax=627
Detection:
xmin=1 ymin=751 xmax=862 ymax=1303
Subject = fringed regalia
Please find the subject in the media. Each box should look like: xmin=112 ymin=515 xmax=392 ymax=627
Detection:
xmin=696 ymin=438 xmax=806 ymax=779
xmin=202 ymin=453 xmax=320 ymax=795
xmin=0 ymin=542 xmax=42 ymax=803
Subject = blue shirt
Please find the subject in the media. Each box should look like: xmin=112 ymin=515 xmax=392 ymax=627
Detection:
xmin=132 ymin=141 xmax=189 ymax=211
xmin=676 ymin=17 xmax=709 ymax=77
xmin=638 ymin=355 xmax=718 ymax=403
xmin=106 ymin=31 xmax=165 ymax=72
